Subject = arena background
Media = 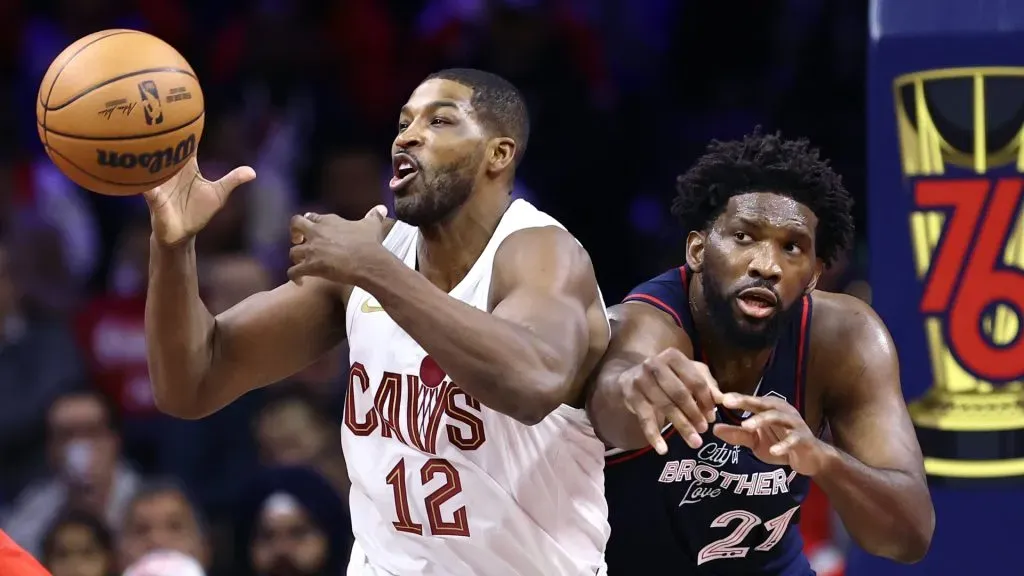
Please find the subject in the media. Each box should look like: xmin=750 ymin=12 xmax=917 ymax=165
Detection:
xmin=0 ymin=0 xmax=1016 ymax=574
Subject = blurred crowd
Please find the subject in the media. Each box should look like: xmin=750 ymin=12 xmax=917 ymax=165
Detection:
xmin=0 ymin=0 xmax=869 ymax=575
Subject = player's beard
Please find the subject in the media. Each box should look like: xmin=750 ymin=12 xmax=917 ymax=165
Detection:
xmin=701 ymin=271 xmax=800 ymax=351
xmin=394 ymin=149 xmax=481 ymax=228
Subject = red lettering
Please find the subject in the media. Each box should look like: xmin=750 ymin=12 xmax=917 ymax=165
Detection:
xmin=385 ymin=457 xmax=470 ymax=537
xmin=347 ymin=361 xmax=489 ymax=454
xmin=445 ymin=388 xmax=486 ymax=450
xmin=374 ymin=371 xmax=405 ymax=443
xmin=916 ymin=178 xmax=1024 ymax=381
xmin=385 ymin=459 xmax=423 ymax=535
xmin=344 ymin=362 xmax=378 ymax=436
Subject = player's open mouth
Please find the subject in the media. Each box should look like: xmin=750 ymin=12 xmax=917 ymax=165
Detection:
xmin=735 ymin=287 xmax=778 ymax=319
xmin=390 ymin=153 xmax=420 ymax=192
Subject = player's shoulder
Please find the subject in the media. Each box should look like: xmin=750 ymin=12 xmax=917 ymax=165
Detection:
xmin=807 ymin=290 xmax=895 ymax=368
xmin=809 ymin=290 xmax=886 ymax=338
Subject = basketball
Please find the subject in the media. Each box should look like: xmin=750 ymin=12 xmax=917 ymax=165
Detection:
xmin=36 ymin=29 xmax=204 ymax=196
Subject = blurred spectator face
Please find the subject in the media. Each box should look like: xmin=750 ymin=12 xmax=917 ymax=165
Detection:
xmin=48 ymin=393 xmax=120 ymax=503
xmin=256 ymin=399 xmax=328 ymax=467
xmin=118 ymin=489 xmax=208 ymax=569
xmin=319 ymin=150 xmax=384 ymax=220
xmin=205 ymin=255 xmax=271 ymax=315
xmin=47 ymin=521 xmax=113 ymax=576
xmin=251 ymin=494 xmax=329 ymax=576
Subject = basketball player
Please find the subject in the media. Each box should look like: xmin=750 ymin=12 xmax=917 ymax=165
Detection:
xmin=587 ymin=130 xmax=935 ymax=574
xmin=144 ymin=69 xmax=610 ymax=575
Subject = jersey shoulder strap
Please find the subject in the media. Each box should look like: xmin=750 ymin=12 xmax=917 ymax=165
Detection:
xmin=622 ymin=266 xmax=692 ymax=332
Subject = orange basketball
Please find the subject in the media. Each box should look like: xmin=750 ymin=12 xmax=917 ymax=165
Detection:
xmin=36 ymin=29 xmax=205 ymax=196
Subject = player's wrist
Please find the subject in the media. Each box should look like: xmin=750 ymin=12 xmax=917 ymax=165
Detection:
xmin=352 ymin=245 xmax=403 ymax=289
xmin=806 ymin=439 xmax=842 ymax=478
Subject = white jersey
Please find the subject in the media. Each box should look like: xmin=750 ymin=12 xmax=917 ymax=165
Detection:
xmin=342 ymin=199 xmax=609 ymax=576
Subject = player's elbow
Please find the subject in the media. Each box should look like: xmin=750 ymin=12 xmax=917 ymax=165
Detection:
xmin=892 ymin=511 xmax=935 ymax=564
xmin=866 ymin=512 xmax=934 ymax=564
xmin=152 ymin=387 xmax=206 ymax=420
xmin=508 ymin=372 xmax=568 ymax=426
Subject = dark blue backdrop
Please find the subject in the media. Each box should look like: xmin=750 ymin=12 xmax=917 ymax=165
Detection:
xmin=856 ymin=0 xmax=1024 ymax=574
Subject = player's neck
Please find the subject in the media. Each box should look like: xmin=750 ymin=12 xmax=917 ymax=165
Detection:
xmin=417 ymin=193 xmax=513 ymax=292
xmin=689 ymin=275 xmax=774 ymax=394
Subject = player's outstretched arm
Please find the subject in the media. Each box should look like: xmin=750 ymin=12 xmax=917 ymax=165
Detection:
xmin=355 ymin=226 xmax=604 ymax=425
xmin=803 ymin=294 xmax=934 ymax=562
xmin=145 ymin=160 xmax=348 ymax=419
xmin=586 ymin=303 xmax=718 ymax=452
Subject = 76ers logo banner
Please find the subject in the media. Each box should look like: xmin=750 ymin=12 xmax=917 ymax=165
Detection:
xmin=893 ymin=67 xmax=1024 ymax=481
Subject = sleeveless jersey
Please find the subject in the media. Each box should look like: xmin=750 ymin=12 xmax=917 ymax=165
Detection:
xmin=604 ymin=266 xmax=815 ymax=576
xmin=342 ymin=199 xmax=610 ymax=576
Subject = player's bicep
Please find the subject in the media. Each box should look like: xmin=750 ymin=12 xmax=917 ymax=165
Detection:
xmin=203 ymin=277 xmax=346 ymax=411
xmin=490 ymin=227 xmax=601 ymax=392
xmin=825 ymin=307 xmax=925 ymax=476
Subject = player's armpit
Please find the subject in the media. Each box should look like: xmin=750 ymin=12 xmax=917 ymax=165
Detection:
xmin=585 ymin=302 xmax=694 ymax=450
xmin=810 ymin=293 xmax=935 ymax=563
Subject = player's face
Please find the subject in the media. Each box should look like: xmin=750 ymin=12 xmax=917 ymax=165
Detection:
xmin=119 ymin=492 xmax=206 ymax=570
xmin=692 ymin=192 xmax=821 ymax=349
xmin=390 ymin=79 xmax=486 ymax=226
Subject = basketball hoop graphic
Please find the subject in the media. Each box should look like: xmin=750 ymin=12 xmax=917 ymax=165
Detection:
xmin=416 ymin=356 xmax=448 ymax=440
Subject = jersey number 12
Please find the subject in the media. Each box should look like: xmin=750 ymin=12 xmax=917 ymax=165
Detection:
xmin=386 ymin=457 xmax=470 ymax=537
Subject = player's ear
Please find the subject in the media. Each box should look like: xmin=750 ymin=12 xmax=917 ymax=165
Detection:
xmin=806 ymin=259 xmax=824 ymax=293
xmin=487 ymin=137 xmax=516 ymax=174
xmin=685 ymin=231 xmax=706 ymax=272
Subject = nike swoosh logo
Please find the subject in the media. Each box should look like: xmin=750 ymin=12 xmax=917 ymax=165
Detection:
xmin=360 ymin=299 xmax=385 ymax=313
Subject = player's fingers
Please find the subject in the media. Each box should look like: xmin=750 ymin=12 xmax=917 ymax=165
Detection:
xmin=769 ymin=432 xmax=802 ymax=456
xmin=288 ymin=242 xmax=311 ymax=265
xmin=216 ymin=165 xmax=256 ymax=194
xmin=690 ymin=361 xmax=722 ymax=421
xmin=286 ymin=260 xmax=317 ymax=285
xmin=741 ymin=410 xmax=792 ymax=431
xmin=721 ymin=392 xmax=772 ymax=414
xmin=636 ymin=379 xmax=701 ymax=449
xmin=713 ymin=424 xmax=758 ymax=449
xmin=662 ymin=352 xmax=719 ymax=421
xmin=290 ymin=213 xmax=316 ymax=240
xmin=645 ymin=359 xmax=708 ymax=434
xmin=625 ymin=393 xmax=667 ymax=455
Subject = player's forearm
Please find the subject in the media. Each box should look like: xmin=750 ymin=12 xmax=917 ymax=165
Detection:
xmin=360 ymin=256 xmax=569 ymax=425
xmin=813 ymin=444 xmax=934 ymax=563
xmin=145 ymin=236 xmax=216 ymax=418
xmin=587 ymin=358 xmax=649 ymax=449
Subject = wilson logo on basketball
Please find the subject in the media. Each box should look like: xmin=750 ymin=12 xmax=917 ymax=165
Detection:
xmin=95 ymin=134 xmax=196 ymax=174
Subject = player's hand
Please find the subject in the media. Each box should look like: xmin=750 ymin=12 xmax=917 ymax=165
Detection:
xmin=287 ymin=205 xmax=389 ymax=285
xmin=143 ymin=157 xmax=256 ymax=246
xmin=619 ymin=348 xmax=724 ymax=453
xmin=713 ymin=393 xmax=832 ymax=476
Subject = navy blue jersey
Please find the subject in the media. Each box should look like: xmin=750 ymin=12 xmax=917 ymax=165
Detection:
xmin=604 ymin=266 xmax=816 ymax=575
